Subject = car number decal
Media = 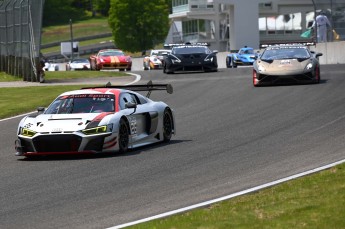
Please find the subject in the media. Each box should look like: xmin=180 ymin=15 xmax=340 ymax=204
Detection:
xmin=128 ymin=116 xmax=137 ymax=136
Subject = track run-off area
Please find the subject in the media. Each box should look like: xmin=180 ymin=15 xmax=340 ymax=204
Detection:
xmin=1 ymin=65 xmax=345 ymax=229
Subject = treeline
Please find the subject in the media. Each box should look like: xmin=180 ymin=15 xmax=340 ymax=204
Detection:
xmin=43 ymin=0 xmax=111 ymax=26
xmin=43 ymin=0 xmax=171 ymax=27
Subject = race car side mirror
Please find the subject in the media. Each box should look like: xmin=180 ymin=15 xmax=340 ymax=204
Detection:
xmin=316 ymin=53 xmax=323 ymax=58
xmin=126 ymin=102 xmax=137 ymax=114
xmin=37 ymin=107 xmax=45 ymax=115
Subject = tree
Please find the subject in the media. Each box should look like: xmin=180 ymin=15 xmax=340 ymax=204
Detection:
xmin=108 ymin=0 xmax=169 ymax=53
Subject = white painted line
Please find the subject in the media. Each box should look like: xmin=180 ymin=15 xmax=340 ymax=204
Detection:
xmin=125 ymin=73 xmax=141 ymax=85
xmin=0 ymin=112 xmax=35 ymax=122
xmin=107 ymin=158 xmax=345 ymax=229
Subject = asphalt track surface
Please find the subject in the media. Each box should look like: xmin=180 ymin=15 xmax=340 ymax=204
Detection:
xmin=1 ymin=65 xmax=345 ymax=229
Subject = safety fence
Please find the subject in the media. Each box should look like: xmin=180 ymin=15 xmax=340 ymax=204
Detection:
xmin=0 ymin=0 xmax=44 ymax=82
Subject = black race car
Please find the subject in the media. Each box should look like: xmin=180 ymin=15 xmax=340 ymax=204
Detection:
xmin=163 ymin=44 xmax=218 ymax=74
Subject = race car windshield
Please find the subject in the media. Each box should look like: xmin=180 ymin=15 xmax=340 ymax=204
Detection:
xmin=240 ymin=49 xmax=254 ymax=54
xmin=99 ymin=51 xmax=124 ymax=57
xmin=261 ymin=48 xmax=311 ymax=60
xmin=173 ymin=46 xmax=210 ymax=54
xmin=45 ymin=94 xmax=115 ymax=114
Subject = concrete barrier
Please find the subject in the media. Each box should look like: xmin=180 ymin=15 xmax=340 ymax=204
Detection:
xmin=309 ymin=41 xmax=345 ymax=65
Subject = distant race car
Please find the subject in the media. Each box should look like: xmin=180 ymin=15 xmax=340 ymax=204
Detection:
xmin=143 ymin=49 xmax=171 ymax=70
xmin=163 ymin=43 xmax=218 ymax=73
xmin=226 ymin=46 xmax=258 ymax=68
xmin=15 ymin=81 xmax=175 ymax=157
xmin=66 ymin=58 xmax=90 ymax=71
xmin=89 ymin=49 xmax=132 ymax=71
xmin=44 ymin=61 xmax=59 ymax=71
xmin=252 ymin=44 xmax=323 ymax=86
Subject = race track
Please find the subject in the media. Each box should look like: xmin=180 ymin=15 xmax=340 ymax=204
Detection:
xmin=1 ymin=65 xmax=345 ymax=229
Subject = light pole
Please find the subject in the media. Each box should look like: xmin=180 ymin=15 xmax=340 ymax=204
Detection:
xmin=69 ymin=19 xmax=74 ymax=61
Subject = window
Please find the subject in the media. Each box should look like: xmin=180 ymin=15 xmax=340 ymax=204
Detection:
xmin=119 ymin=93 xmax=140 ymax=110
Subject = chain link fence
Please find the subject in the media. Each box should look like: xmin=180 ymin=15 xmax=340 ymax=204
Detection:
xmin=312 ymin=0 xmax=345 ymax=42
xmin=0 ymin=0 xmax=44 ymax=82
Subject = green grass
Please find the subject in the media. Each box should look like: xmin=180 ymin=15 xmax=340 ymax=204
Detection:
xmin=44 ymin=70 xmax=127 ymax=79
xmin=0 ymin=70 xmax=129 ymax=119
xmin=128 ymin=164 xmax=345 ymax=229
xmin=0 ymin=85 xmax=88 ymax=119
xmin=41 ymin=17 xmax=111 ymax=44
xmin=41 ymin=36 xmax=114 ymax=54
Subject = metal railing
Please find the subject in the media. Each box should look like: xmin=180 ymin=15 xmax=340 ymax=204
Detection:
xmin=0 ymin=0 xmax=44 ymax=82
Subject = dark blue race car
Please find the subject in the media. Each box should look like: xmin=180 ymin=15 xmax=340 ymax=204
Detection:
xmin=226 ymin=46 xmax=258 ymax=68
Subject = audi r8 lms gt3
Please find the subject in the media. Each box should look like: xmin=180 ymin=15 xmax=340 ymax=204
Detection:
xmin=15 ymin=82 xmax=175 ymax=157
xmin=143 ymin=49 xmax=171 ymax=70
xmin=226 ymin=46 xmax=258 ymax=68
xmin=252 ymin=45 xmax=323 ymax=86
xmin=89 ymin=49 xmax=132 ymax=71
xmin=66 ymin=58 xmax=90 ymax=71
xmin=163 ymin=44 xmax=218 ymax=74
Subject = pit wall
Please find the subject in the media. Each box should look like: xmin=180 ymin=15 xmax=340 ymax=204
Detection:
xmin=309 ymin=41 xmax=345 ymax=65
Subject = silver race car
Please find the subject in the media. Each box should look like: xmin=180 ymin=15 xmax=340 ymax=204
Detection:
xmin=15 ymin=81 xmax=175 ymax=157
xmin=253 ymin=45 xmax=323 ymax=86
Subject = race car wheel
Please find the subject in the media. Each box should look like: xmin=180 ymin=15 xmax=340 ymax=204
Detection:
xmin=231 ymin=59 xmax=237 ymax=68
xmin=226 ymin=57 xmax=232 ymax=68
xmin=126 ymin=67 xmax=131 ymax=71
xmin=163 ymin=109 xmax=173 ymax=142
xmin=315 ymin=65 xmax=320 ymax=84
xmin=163 ymin=64 xmax=167 ymax=74
xmin=253 ymin=70 xmax=259 ymax=87
xmin=119 ymin=119 xmax=129 ymax=153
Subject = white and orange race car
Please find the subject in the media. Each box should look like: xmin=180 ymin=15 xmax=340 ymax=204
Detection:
xmin=143 ymin=49 xmax=171 ymax=70
xmin=15 ymin=81 xmax=175 ymax=157
xmin=89 ymin=49 xmax=132 ymax=71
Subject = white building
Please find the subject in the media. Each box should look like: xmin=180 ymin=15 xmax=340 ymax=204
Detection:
xmin=166 ymin=0 xmax=336 ymax=51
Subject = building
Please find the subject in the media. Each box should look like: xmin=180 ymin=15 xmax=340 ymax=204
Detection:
xmin=166 ymin=0 xmax=344 ymax=51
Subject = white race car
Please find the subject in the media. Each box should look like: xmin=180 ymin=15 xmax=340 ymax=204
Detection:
xmin=143 ymin=49 xmax=171 ymax=70
xmin=66 ymin=58 xmax=91 ymax=71
xmin=15 ymin=81 xmax=175 ymax=157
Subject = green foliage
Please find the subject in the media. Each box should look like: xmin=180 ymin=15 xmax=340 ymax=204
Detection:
xmin=42 ymin=0 xmax=111 ymax=26
xmin=108 ymin=0 xmax=169 ymax=52
xmin=43 ymin=0 xmax=88 ymax=26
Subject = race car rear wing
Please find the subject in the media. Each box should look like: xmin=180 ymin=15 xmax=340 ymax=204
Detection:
xmin=82 ymin=80 xmax=173 ymax=98
xmin=164 ymin=42 xmax=210 ymax=49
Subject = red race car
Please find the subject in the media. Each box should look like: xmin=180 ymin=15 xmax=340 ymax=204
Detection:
xmin=89 ymin=49 xmax=132 ymax=71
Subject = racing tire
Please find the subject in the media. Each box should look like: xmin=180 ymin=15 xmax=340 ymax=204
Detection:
xmin=118 ymin=119 xmax=129 ymax=153
xmin=163 ymin=64 xmax=167 ymax=74
xmin=226 ymin=57 xmax=232 ymax=68
xmin=253 ymin=70 xmax=259 ymax=87
xmin=126 ymin=68 xmax=131 ymax=71
xmin=163 ymin=109 xmax=173 ymax=142
xmin=315 ymin=65 xmax=320 ymax=84
xmin=231 ymin=59 xmax=237 ymax=68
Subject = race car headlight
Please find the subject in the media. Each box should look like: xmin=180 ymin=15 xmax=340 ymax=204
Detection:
xmin=100 ymin=58 xmax=105 ymax=63
xmin=82 ymin=125 xmax=109 ymax=135
xmin=204 ymin=56 xmax=213 ymax=62
xmin=258 ymin=65 xmax=266 ymax=72
xmin=306 ymin=63 xmax=313 ymax=70
xmin=171 ymin=55 xmax=181 ymax=64
xmin=21 ymin=128 xmax=36 ymax=137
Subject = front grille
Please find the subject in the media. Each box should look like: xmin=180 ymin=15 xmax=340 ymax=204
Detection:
xmin=33 ymin=134 xmax=82 ymax=152
xmin=84 ymin=137 xmax=104 ymax=151
xmin=181 ymin=54 xmax=203 ymax=60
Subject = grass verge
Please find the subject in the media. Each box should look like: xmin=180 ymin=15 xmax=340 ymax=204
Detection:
xmin=0 ymin=85 xmax=89 ymax=119
xmin=0 ymin=70 xmax=129 ymax=119
xmin=41 ymin=17 xmax=111 ymax=45
xmin=128 ymin=163 xmax=345 ymax=229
